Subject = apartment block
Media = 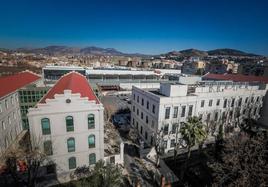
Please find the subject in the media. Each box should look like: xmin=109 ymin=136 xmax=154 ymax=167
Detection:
xmin=131 ymin=81 xmax=267 ymax=153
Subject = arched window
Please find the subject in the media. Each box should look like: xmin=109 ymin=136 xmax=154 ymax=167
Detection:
xmin=41 ymin=118 xmax=51 ymax=135
xmin=88 ymin=135 xmax=95 ymax=148
xmin=67 ymin=138 xmax=75 ymax=152
xmin=88 ymin=114 xmax=95 ymax=129
xmin=89 ymin=153 xmax=96 ymax=165
xmin=44 ymin=140 xmax=53 ymax=155
xmin=66 ymin=116 xmax=74 ymax=132
xmin=68 ymin=157 xmax=76 ymax=170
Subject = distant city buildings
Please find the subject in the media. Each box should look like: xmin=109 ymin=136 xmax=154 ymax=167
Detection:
xmin=238 ymin=61 xmax=268 ymax=77
xmin=182 ymin=60 xmax=206 ymax=75
xmin=205 ymin=59 xmax=238 ymax=74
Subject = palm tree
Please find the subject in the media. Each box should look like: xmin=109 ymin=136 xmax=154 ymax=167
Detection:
xmin=90 ymin=160 xmax=124 ymax=187
xmin=180 ymin=116 xmax=207 ymax=160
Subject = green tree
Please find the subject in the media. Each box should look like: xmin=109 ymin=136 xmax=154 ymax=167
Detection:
xmin=72 ymin=160 xmax=124 ymax=187
xmin=180 ymin=116 xmax=207 ymax=160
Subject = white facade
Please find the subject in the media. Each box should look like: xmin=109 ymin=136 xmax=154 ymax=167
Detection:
xmin=28 ymin=90 xmax=104 ymax=181
xmin=0 ymin=92 xmax=22 ymax=156
xmin=131 ymin=82 xmax=268 ymax=153
xmin=259 ymin=91 xmax=268 ymax=126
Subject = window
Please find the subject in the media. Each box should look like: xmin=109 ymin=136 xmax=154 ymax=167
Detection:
xmin=41 ymin=118 xmax=51 ymax=135
xmin=67 ymin=138 xmax=75 ymax=152
xmin=88 ymin=135 xmax=95 ymax=148
xmin=145 ymin=131 xmax=148 ymax=140
xmin=171 ymin=123 xmax=177 ymax=134
xmin=89 ymin=153 xmax=96 ymax=165
xmin=137 ymin=96 xmax=139 ymax=103
xmin=236 ymin=110 xmax=240 ymax=118
xmin=88 ymin=114 xmax=95 ymax=129
xmin=140 ymin=126 xmax=143 ymax=134
xmin=132 ymin=105 xmax=135 ymax=112
xmin=5 ymin=100 xmax=8 ymax=109
xmin=165 ymin=107 xmax=170 ymax=119
xmin=199 ymin=114 xmax=203 ymax=120
xmin=206 ymin=113 xmax=211 ymax=122
xmin=223 ymin=99 xmax=227 ymax=108
xmin=251 ymin=97 xmax=254 ymax=103
xmin=133 ymin=94 xmax=135 ymax=100
xmin=245 ymin=97 xmax=248 ymax=103
xmin=170 ymin=139 xmax=175 ymax=148
xmin=163 ymin=124 xmax=169 ymax=135
xmin=201 ymin=100 xmax=205 ymax=107
xmin=151 ymin=120 xmax=154 ymax=128
xmin=229 ymin=111 xmax=233 ymax=120
xmin=141 ymin=112 xmax=143 ymax=119
xmin=137 ymin=108 xmax=139 ymax=116
xmin=254 ymin=108 xmax=257 ymax=115
xmin=146 ymin=116 xmax=148 ymax=124
xmin=68 ymin=157 xmax=76 ymax=170
xmin=222 ymin=112 xmax=226 ymax=120
xmin=181 ymin=106 xmax=186 ymax=117
xmin=173 ymin=106 xmax=178 ymax=118
xmin=150 ymin=136 xmax=154 ymax=145
xmin=136 ymin=122 xmax=139 ymax=129
xmin=238 ymin=98 xmax=242 ymax=106
xmin=146 ymin=101 xmax=149 ymax=110
xmin=188 ymin=105 xmax=193 ymax=117
xmin=209 ymin=100 xmax=213 ymax=107
xmin=141 ymin=98 xmax=144 ymax=106
xmin=44 ymin=140 xmax=53 ymax=155
xmin=214 ymin=112 xmax=218 ymax=121
xmin=256 ymin=97 xmax=259 ymax=102
xmin=216 ymin=99 xmax=220 ymax=106
xmin=66 ymin=116 xmax=74 ymax=132
xmin=231 ymin=98 xmax=235 ymax=107
xmin=152 ymin=105 xmax=155 ymax=114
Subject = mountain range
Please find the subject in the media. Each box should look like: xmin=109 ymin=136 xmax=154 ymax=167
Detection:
xmin=0 ymin=46 xmax=262 ymax=57
xmin=163 ymin=48 xmax=260 ymax=58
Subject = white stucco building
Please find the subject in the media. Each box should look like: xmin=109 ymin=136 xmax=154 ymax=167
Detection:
xmin=259 ymin=91 xmax=268 ymax=126
xmin=0 ymin=71 xmax=41 ymax=158
xmin=28 ymin=72 xmax=104 ymax=182
xmin=131 ymin=81 xmax=268 ymax=153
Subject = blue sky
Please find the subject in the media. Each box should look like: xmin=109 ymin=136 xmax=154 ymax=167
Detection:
xmin=0 ymin=0 xmax=267 ymax=55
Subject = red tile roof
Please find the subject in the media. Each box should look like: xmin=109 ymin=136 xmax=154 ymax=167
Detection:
xmin=0 ymin=71 xmax=41 ymax=99
xmin=40 ymin=71 xmax=99 ymax=104
xmin=203 ymin=73 xmax=268 ymax=84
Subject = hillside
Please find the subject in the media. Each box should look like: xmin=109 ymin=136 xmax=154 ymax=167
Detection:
xmin=207 ymin=48 xmax=260 ymax=57
xmin=14 ymin=46 xmax=148 ymax=57
xmin=180 ymin=49 xmax=208 ymax=57
xmin=0 ymin=46 xmax=261 ymax=57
